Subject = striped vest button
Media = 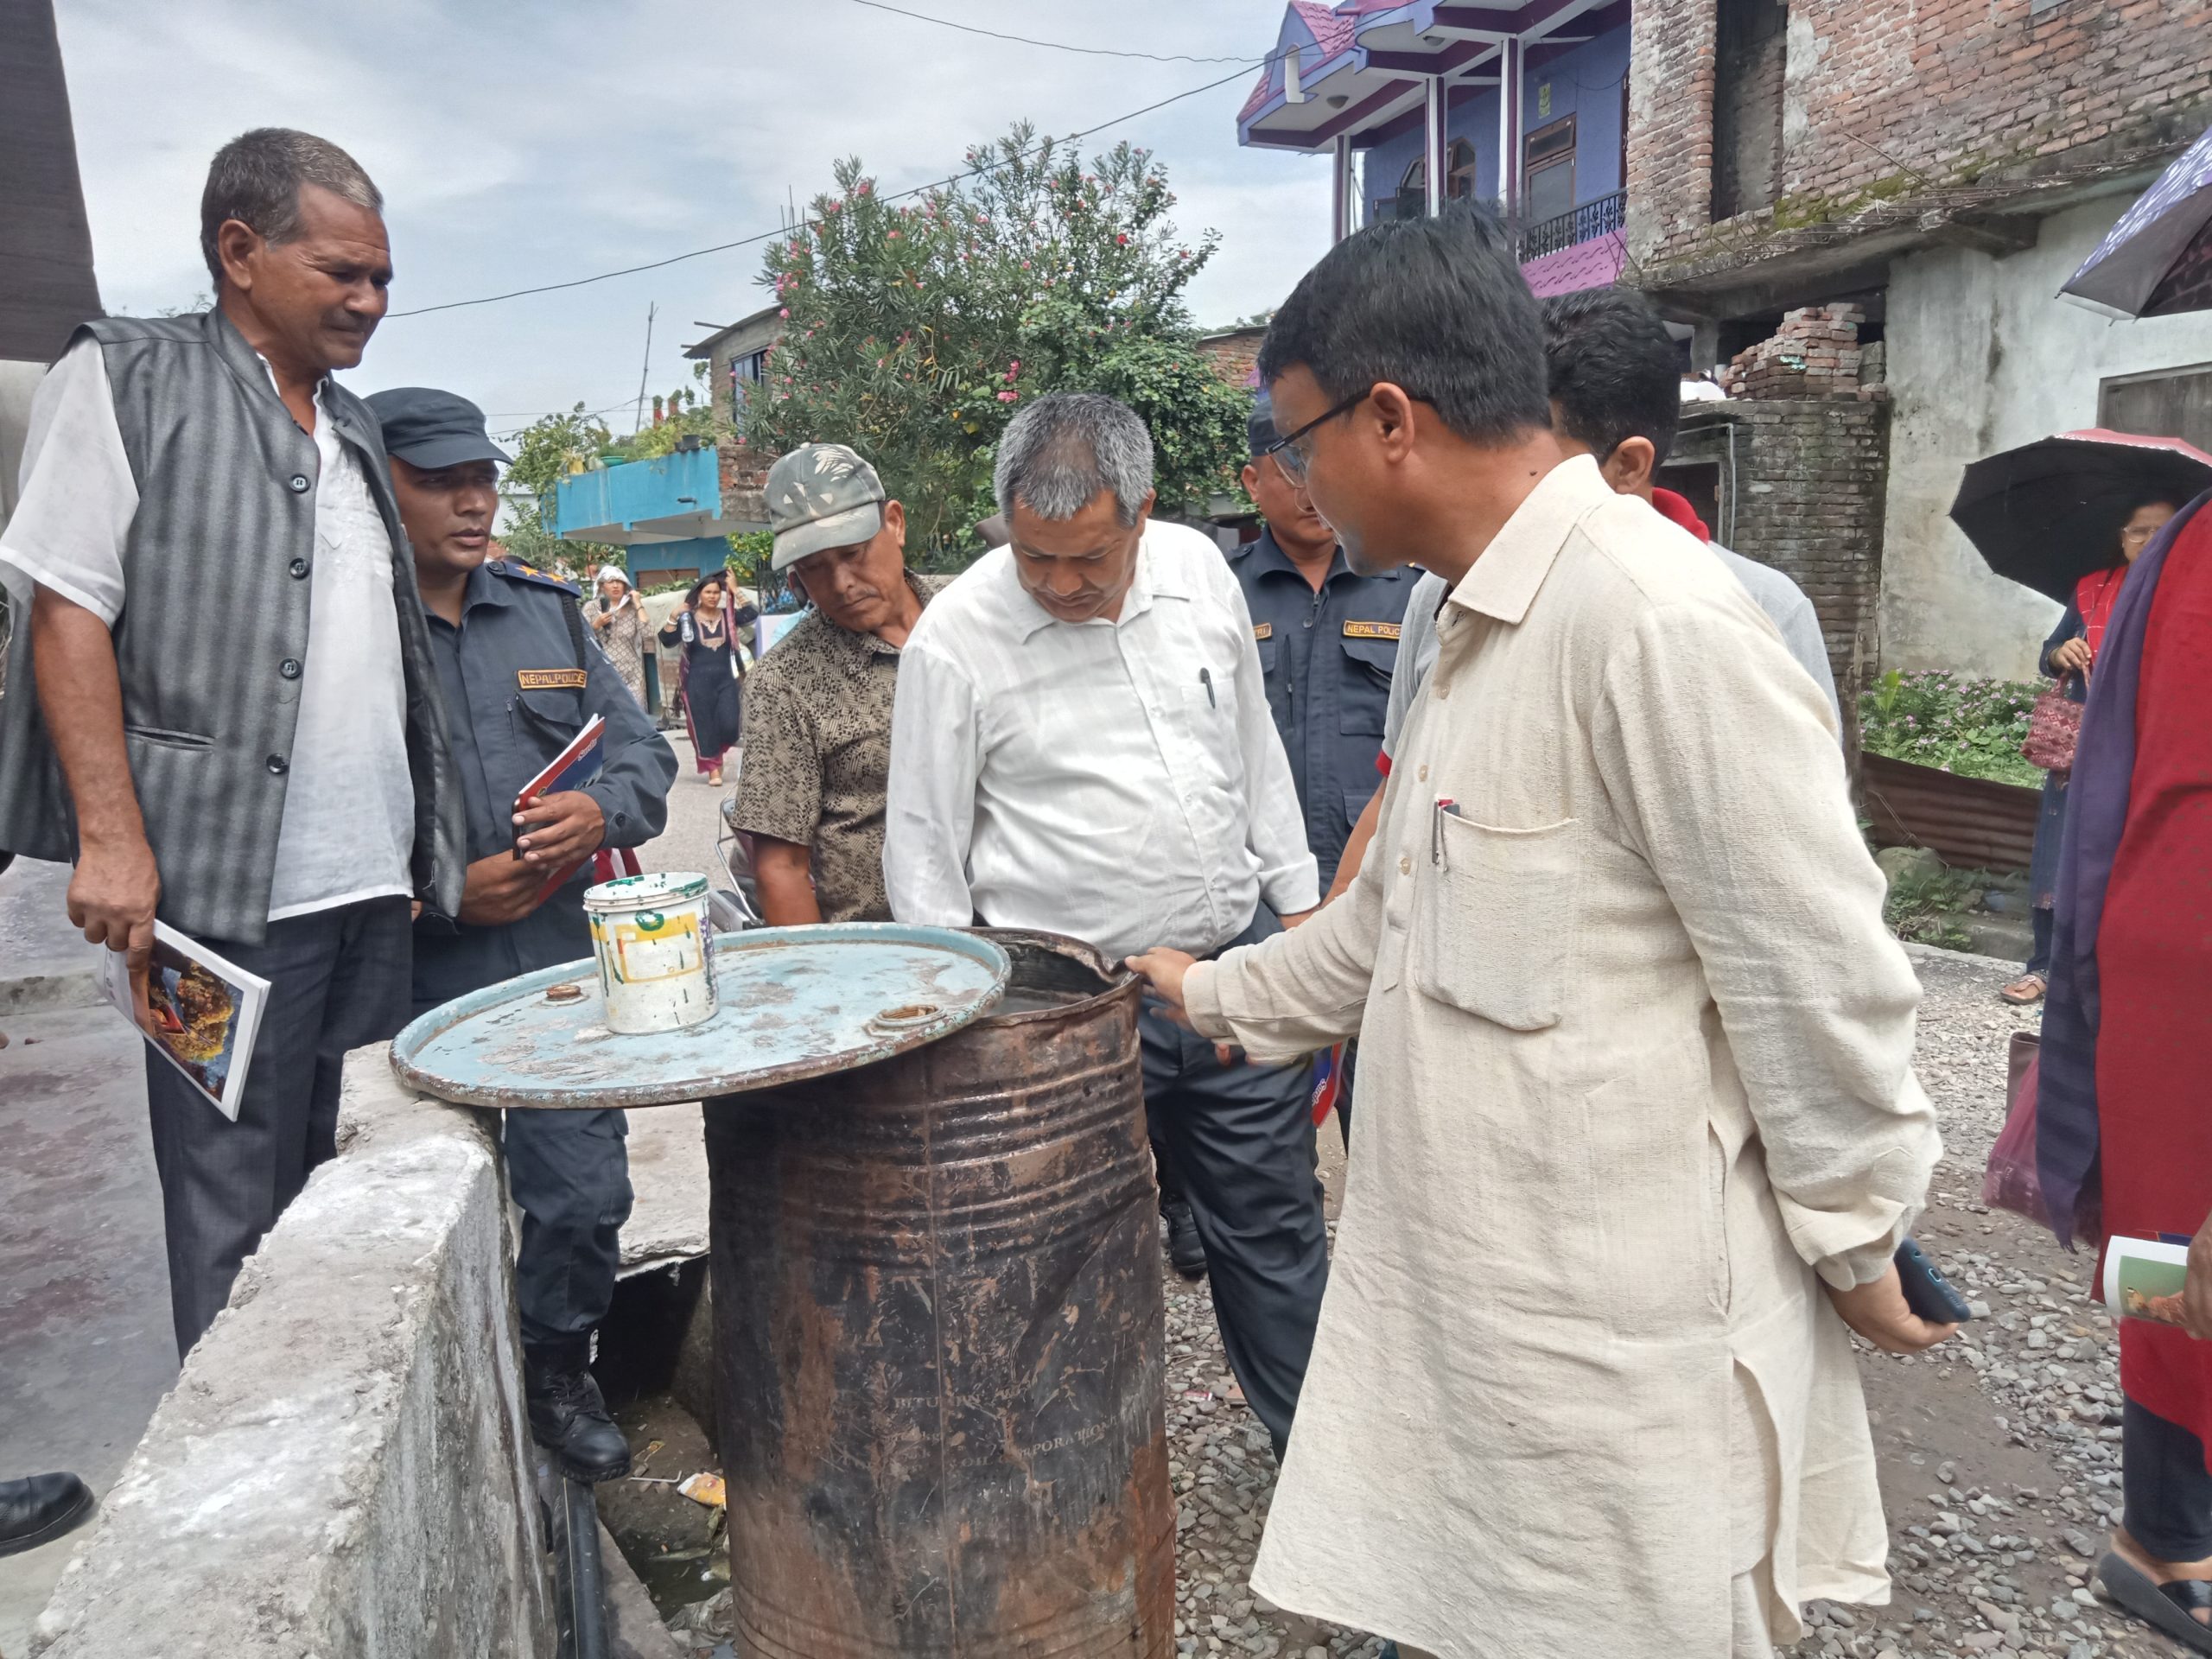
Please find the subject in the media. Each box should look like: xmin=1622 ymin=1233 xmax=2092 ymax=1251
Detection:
xmin=266 ymin=754 xmax=289 ymax=775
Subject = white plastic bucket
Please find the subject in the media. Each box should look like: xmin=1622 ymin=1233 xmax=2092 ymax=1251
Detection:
xmin=582 ymin=871 xmax=718 ymax=1033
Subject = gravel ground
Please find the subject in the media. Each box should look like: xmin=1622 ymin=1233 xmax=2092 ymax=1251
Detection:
xmin=649 ymin=919 xmax=2191 ymax=1658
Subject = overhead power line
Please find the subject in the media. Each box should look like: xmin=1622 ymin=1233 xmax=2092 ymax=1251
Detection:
xmin=387 ymin=61 xmax=1262 ymax=321
xmin=842 ymin=0 xmax=1255 ymax=64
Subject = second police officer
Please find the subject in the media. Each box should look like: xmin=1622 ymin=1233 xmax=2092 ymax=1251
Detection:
xmin=1228 ymin=393 xmax=1413 ymax=1147
xmin=367 ymin=388 xmax=678 ymax=1484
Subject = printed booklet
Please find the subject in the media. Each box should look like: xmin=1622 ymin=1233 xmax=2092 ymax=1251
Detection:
xmin=513 ymin=712 xmax=607 ymax=903
xmin=98 ymin=922 xmax=270 ymax=1122
xmin=2102 ymin=1235 xmax=2195 ymax=1327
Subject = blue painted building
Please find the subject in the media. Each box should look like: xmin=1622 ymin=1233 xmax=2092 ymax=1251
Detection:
xmin=1236 ymin=0 xmax=1633 ymax=296
xmin=543 ymin=441 xmax=766 ymax=586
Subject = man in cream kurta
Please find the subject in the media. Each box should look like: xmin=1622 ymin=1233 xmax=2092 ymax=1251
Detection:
xmin=1130 ymin=213 xmax=1946 ymax=1659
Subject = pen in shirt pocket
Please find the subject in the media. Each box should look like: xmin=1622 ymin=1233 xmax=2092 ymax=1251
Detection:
xmin=1432 ymin=797 xmax=1459 ymax=867
xmin=1198 ymin=666 xmax=1216 ymax=709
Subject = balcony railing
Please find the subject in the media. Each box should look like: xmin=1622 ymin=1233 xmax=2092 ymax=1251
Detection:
xmin=1519 ymin=190 xmax=1626 ymax=260
xmin=1363 ymin=188 xmax=1626 ymax=261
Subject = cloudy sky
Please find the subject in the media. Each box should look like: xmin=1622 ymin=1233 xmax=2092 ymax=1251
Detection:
xmin=55 ymin=0 xmax=1328 ymax=439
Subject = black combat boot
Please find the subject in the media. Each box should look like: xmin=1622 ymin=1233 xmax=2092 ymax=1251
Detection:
xmin=525 ymin=1341 xmax=632 ymax=1484
xmin=1161 ymin=1192 xmax=1208 ymax=1281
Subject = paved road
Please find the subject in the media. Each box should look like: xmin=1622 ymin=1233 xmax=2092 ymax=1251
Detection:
xmin=0 ymin=861 xmax=173 ymax=1656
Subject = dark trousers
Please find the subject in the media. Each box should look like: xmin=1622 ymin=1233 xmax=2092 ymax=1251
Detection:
xmin=408 ymin=969 xmax=633 ymax=1363
xmin=2028 ymin=905 xmax=2055 ymax=981
xmin=2125 ymin=1397 xmax=2212 ymax=1561
xmin=145 ymin=896 xmax=412 ymax=1358
xmin=503 ymin=1108 xmax=632 ymax=1361
xmin=1141 ymin=906 xmax=1329 ymax=1454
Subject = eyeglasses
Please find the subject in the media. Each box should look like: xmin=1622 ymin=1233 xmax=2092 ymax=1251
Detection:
xmin=2120 ymin=522 xmax=2167 ymax=545
xmin=1261 ymin=384 xmax=1434 ymax=480
xmin=1261 ymin=388 xmax=1371 ymax=480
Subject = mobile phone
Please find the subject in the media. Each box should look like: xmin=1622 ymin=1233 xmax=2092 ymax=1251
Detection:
xmin=1894 ymin=1236 xmax=1974 ymax=1325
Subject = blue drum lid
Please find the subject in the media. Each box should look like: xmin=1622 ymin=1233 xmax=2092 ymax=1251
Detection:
xmin=389 ymin=923 xmax=1011 ymax=1110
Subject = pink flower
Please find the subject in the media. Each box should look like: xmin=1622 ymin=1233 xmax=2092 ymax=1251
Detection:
xmin=996 ymin=391 xmax=1018 ymax=403
xmin=857 ymin=181 xmax=872 ymax=195
xmin=1116 ymin=233 xmax=1129 ymax=245
xmin=779 ymin=308 xmax=791 ymax=319
xmin=887 ymin=230 xmax=901 ymax=239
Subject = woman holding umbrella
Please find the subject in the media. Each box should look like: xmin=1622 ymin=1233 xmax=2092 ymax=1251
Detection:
xmin=2000 ymin=495 xmax=2180 ymax=1004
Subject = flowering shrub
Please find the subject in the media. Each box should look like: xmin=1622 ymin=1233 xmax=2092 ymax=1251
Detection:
xmin=1859 ymin=669 xmax=2045 ymax=788
xmin=746 ymin=124 xmax=1250 ymax=556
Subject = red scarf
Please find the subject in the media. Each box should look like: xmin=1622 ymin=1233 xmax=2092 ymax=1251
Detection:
xmin=2074 ymin=564 xmax=2127 ymax=662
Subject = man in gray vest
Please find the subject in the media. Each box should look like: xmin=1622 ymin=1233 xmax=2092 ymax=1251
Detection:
xmin=0 ymin=128 xmax=464 ymax=1359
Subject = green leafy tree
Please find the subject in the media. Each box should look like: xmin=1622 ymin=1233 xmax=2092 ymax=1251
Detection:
xmin=745 ymin=125 xmax=1251 ymax=558
xmin=499 ymin=404 xmax=615 ymax=576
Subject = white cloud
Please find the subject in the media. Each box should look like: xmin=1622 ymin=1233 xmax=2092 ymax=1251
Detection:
xmin=54 ymin=0 xmax=1326 ymax=433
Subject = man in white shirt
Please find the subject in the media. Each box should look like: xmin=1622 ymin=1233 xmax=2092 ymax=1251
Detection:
xmin=0 ymin=130 xmax=462 ymax=1357
xmin=885 ymin=391 xmax=1329 ymax=1452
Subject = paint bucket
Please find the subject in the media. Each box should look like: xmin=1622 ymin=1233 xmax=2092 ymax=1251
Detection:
xmin=582 ymin=871 xmax=717 ymax=1033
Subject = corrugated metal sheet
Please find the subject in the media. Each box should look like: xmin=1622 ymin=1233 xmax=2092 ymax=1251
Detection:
xmin=1859 ymin=752 xmax=2042 ymax=873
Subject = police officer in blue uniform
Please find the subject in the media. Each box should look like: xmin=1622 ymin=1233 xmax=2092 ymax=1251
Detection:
xmin=1228 ymin=395 xmax=1413 ymax=1155
xmin=368 ymin=388 xmax=677 ymax=1484
xmin=1228 ymin=395 xmax=1413 ymax=889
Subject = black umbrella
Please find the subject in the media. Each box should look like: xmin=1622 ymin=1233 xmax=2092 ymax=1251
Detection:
xmin=1948 ymin=429 xmax=2212 ymax=605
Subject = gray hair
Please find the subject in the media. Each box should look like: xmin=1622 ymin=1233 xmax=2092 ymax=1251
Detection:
xmin=200 ymin=128 xmax=383 ymax=284
xmin=994 ymin=392 xmax=1154 ymax=527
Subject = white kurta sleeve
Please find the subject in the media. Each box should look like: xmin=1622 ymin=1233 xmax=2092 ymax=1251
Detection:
xmin=1184 ymin=813 xmax=1384 ymax=1064
xmin=883 ymin=637 xmax=983 ymax=928
xmin=0 ymin=338 xmax=136 ymax=624
xmin=1592 ymin=595 xmax=1939 ymax=1290
xmin=1219 ymin=575 xmax=1320 ymax=916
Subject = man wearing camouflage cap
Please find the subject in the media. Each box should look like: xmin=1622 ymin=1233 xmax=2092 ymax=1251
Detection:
xmin=728 ymin=442 xmax=949 ymax=925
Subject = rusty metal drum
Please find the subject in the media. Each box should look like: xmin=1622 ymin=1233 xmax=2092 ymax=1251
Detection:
xmin=704 ymin=931 xmax=1173 ymax=1658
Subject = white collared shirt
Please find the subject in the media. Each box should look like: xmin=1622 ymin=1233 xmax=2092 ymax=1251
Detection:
xmin=884 ymin=520 xmax=1319 ymax=963
xmin=1 ymin=336 xmax=413 ymax=923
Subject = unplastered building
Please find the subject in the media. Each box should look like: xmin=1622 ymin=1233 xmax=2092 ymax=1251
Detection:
xmin=1626 ymin=0 xmax=2212 ymax=678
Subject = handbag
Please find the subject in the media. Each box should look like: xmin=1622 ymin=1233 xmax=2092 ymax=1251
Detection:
xmin=1982 ymin=1031 xmax=2047 ymax=1224
xmin=1982 ymin=1028 xmax=2102 ymax=1242
xmin=2020 ymin=676 xmax=2083 ymax=772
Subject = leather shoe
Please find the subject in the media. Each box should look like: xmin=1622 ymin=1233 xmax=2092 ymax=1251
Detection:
xmin=1162 ymin=1194 xmax=1208 ymax=1281
xmin=0 ymin=1472 xmax=96 ymax=1558
xmin=527 ymin=1363 xmax=632 ymax=1484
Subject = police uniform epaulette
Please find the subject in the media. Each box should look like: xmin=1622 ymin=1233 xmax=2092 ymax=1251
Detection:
xmin=486 ymin=558 xmax=582 ymax=596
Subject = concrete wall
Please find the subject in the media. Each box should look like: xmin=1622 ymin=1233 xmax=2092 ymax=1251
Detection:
xmin=1880 ymin=195 xmax=2212 ymax=679
xmin=30 ymin=1051 xmax=552 ymax=1659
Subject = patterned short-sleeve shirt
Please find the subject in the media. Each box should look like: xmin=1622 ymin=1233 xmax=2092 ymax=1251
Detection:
xmin=731 ymin=572 xmax=950 ymax=923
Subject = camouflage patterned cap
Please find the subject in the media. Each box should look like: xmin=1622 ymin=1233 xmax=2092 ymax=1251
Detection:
xmin=765 ymin=443 xmax=887 ymax=570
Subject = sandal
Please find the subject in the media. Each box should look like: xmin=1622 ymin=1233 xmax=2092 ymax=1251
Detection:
xmin=2098 ymin=1551 xmax=2212 ymax=1653
xmin=1999 ymin=973 xmax=2046 ymax=1006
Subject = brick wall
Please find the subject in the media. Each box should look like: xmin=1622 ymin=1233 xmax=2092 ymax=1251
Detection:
xmin=717 ymin=438 xmax=769 ymax=527
xmin=1710 ymin=0 xmax=1789 ymax=220
xmin=1667 ymin=398 xmax=1891 ymax=728
xmin=1718 ymin=303 xmax=1868 ymax=398
xmin=1628 ymin=0 xmax=2212 ymax=277
xmin=1198 ymin=327 xmax=1266 ymax=391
